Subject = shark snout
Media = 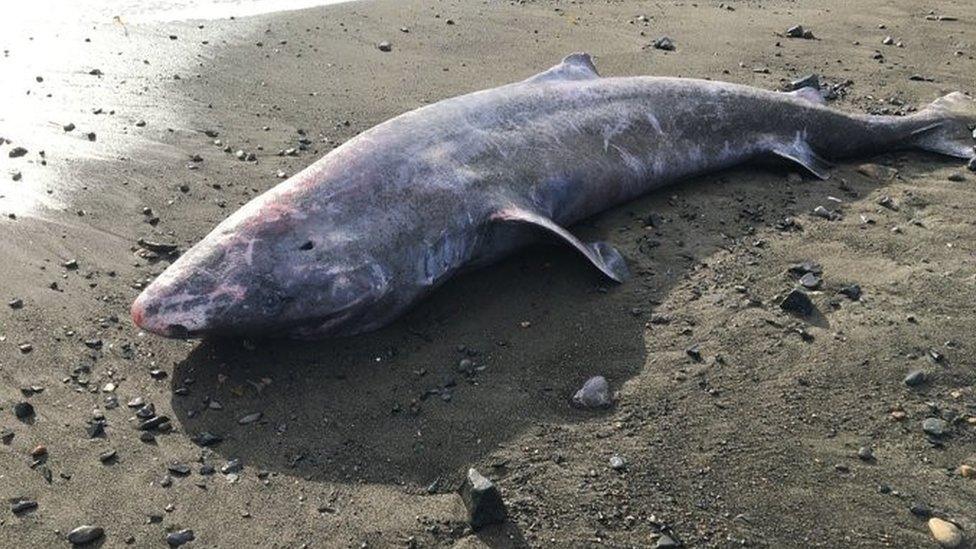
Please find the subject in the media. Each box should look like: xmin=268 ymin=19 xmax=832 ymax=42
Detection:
xmin=130 ymin=285 xmax=213 ymax=339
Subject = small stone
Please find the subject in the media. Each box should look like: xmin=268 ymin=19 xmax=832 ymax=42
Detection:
xmin=857 ymin=163 xmax=898 ymax=180
xmin=812 ymin=205 xmax=838 ymax=220
xmin=857 ymin=446 xmax=874 ymax=461
xmin=904 ymin=370 xmax=926 ymax=387
xmin=947 ymin=172 xmax=966 ymax=182
xmin=8 ymin=298 xmax=23 ymax=309
xmin=609 ymin=455 xmax=626 ymax=470
xmin=167 ymin=462 xmax=191 ymax=476
xmin=780 ymin=289 xmax=814 ymax=316
xmin=67 ymin=525 xmax=104 ymax=545
xmin=8 ymin=146 xmax=28 ymax=158
xmin=789 ymin=73 xmax=819 ymax=91
xmin=11 ymin=499 xmax=38 ymax=514
xmin=572 ymin=376 xmax=612 ymax=408
xmin=63 ymin=122 xmax=76 ymax=132
xmin=838 ymin=285 xmax=861 ymax=301
xmin=235 ymin=150 xmax=246 ymax=160
xmin=928 ymin=517 xmax=963 ymax=548
xmin=86 ymin=132 xmax=96 ymax=141
xmin=922 ymin=417 xmax=948 ymax=437
xmin=459 ymin=468 xmax=507 ymax=529
xmin=192 ymin=431 xmax=222 ymax=446
xmin=958 ymin=464 xmax=975 ymax=478
xmin=220 ymin=458 xmax=242 ymax=474
xmin=882 ymin=36 xmax=894 ymax=45
xmin=799 ymin=272 xmax=821 ymax=289
xmin=30 ymin=444 xmax=47 ymax=457
xmin=14 ymin=401 xmax=34 ymax=420
xmin=967 ymin=157 xmax=976 ymax=172
xmin=652 ymin=36 xmax=675 ymax=51
xmin=238 ymin=412 xmax=262 ymax=425
xmin=377 ymin=41 xmax=392 ymax=52
xmin=654 ymin=534 xmax=680 ymax=548
xmin=166 ymin=529 xmax=195 ymax=546
xmin=139 ymin=431 xmax=155 ymax=443
xmin=786 ymin=25 xmax=813 ymax=39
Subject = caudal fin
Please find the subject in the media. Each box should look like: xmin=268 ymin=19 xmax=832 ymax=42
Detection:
xmin=911 ymin=92 xmax=976 ymax=159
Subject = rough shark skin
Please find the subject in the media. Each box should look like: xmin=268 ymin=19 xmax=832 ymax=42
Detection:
xmin=131 ymin=53 xmax=976 ymax=339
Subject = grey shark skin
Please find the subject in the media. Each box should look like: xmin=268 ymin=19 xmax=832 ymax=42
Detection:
xmin=131 ymin=53 xmax=976 ymax=339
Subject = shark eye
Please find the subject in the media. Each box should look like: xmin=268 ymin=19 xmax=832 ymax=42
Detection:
xmin=299 ymin=240 xmax=314 ymax=251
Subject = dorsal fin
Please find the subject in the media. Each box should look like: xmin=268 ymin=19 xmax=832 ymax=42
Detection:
xmin=524 ymin=52 xmax=601 ymax=84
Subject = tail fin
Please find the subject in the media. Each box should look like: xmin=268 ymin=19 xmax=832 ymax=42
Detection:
xmin=911 ymin=92 xmax=976 ymax=159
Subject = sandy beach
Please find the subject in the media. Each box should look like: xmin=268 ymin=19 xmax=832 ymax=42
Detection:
xmin=1 ymin=0 xmax=975 ymax=547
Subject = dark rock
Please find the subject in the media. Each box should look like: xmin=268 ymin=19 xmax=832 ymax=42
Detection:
xmin=67 ymin=525 xmax=104 ymax=545
xmin=192 ymin=431 xmax=222 ymax=446
xmin=8 ymin=147 xmax=28 ymax=158
xmin=11 ymin=498 xmax=38 ymax=514
xmin=857 ymin=446 xmax=874 ymax=461
xmin=167 ymin=462 xmax=191 ymax=476
xmin=166 ymin=529 xmax=195 ymax=546
xmin=14 ymin=401 xmax=34 ymax=420
xmin=459 ymin=468 xmax=507 ymax=529
xmin=377 ymin=41 xmax=392 ymax=52
xmin=922 ymin=417 xmax=948 ymax=437
xmin=99 ymin=450 xmax=117 ymax=463
xmin=967 ymin=157 xmax=976 ymax=172
xmin=947 ymin=172 xmax=966 ymax=182
xmin=220 ymin=458 xmax=242 ymax=474
xmin=780 ymin=289 xmax=814 ymax=316
xmin=904 ymin=370 xmax=926 ymax=387
xmin=685 ymin=344 xmax=702 ymax=362
xmin=8 ymin=298 xmax=23 ymax=309
xmin=785 ymin=25 xmax=813 ymax=39
xmin=838 ymin=285 xmax=861 ymax=301
xmin=654 ymin=534 xmax=680 ymax=548
xmin=572 ymin=376 xmax=612 ymax=408
xmin=86 ymin=419 xmax=106 ymax=438
xmin=652 ymin=36 xmax=675 ymax=51
xmin=139 ymin=415 xmax=169 ymax=430
xmin=789 ymin=261 xmax=823 ymax=277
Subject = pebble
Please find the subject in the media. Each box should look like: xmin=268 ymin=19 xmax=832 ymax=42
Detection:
xmin=167 ymin=463 xmax=191 ymax=476
xmin=958 ymin=464 xmax=974 ymax=478
xmin=14 ymin=401 xmax=35 ymax=419
xmin=166 ymin=529 xmax=195 ymax=546
xmin=11 ymin=498 xmax=38 ymax=514
xmin=780 ymin=289 xmax=814 ymax=316
xmin=377 ymin=41 xmax=392 ymax=52
xmin=799 ymin=272 xmax=821 ymax=289
xmin=459 ymin=468 xmax=507 ymax=529
xmin=8 ymin=297 xmax=23 ymax=309
xmin=572 ymin=376 xmax=612 ymax=408
xmin=63 ymin=122 xmax=76 ymax=132
xmin=967 ymin=157 xmax=976 ymax=172
xmin=838 ymin=284 xmax=861 ymax=301
xmin=947 ymin=172 xmax=966 ymax=182
xmin=928 ymin=517 xmax=963 ymax=548
xmin=922 ymin=417 xmax=948 ymax=437
xmin=238 ymin=412 xmax=262 ymax=425
xmin=654 ymin=534 xmax=680 ymax=548
xmin=789 ymin=73 xmax=819 ymax=91
xmin=67 ymin=525 xmax=104 ymax=545
xmin=192 ymin=431 xmax=222 ymax=446
xmin=8 ymin=146 xmax=28 ymax=158
xmin=652 ymin=36 xmax=675 ymax=51
xmin=220 ymin=458 xmax=242 ymax=474
xmin=904 ymin=370 xmax=926 ymax=387
xmin=785 ymin=25 xmax=814 ymax=39
xmin=99 ymin=449 xmax=117 ymax=463
xmin=857 ymin=446 xmax=874 ymax=461
xmin=609 ymin=455 xmax=627 ymax=470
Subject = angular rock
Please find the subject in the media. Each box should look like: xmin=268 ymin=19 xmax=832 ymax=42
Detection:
xmin=780 ymin=289 xmax=814 ymax=316
xmin=904 ymin=370 xmax=926 ymax=387
xmin=572 ymin=376 xmax=612 ymax=408
xmin=652 ymin=37 xmax=675 ymax=51
xmin=459 ymin=468 xmax=506 ymax=529
xmin=14 ymin=401 xmax=34 ymax=420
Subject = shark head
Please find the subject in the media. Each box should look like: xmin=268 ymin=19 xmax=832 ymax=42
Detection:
xmin=131 ymin=189 xmax=391 ymax=339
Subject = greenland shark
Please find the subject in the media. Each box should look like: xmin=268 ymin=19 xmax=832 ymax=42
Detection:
xmin=131 ymin=53 xmax=976 ymax=339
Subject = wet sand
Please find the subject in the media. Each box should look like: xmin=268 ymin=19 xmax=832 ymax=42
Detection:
xmin=1 ymin=0 xmax=975 ymax=547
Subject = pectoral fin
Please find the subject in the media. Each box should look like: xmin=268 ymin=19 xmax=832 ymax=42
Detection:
xmin=770 ymin=139 xmax=832 ymax=180
xmin=491 ymin=206 xmax=630 ymax=282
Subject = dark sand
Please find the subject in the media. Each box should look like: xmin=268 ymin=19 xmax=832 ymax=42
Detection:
xmin=2 ymin=0 xmax=976 ymax=547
